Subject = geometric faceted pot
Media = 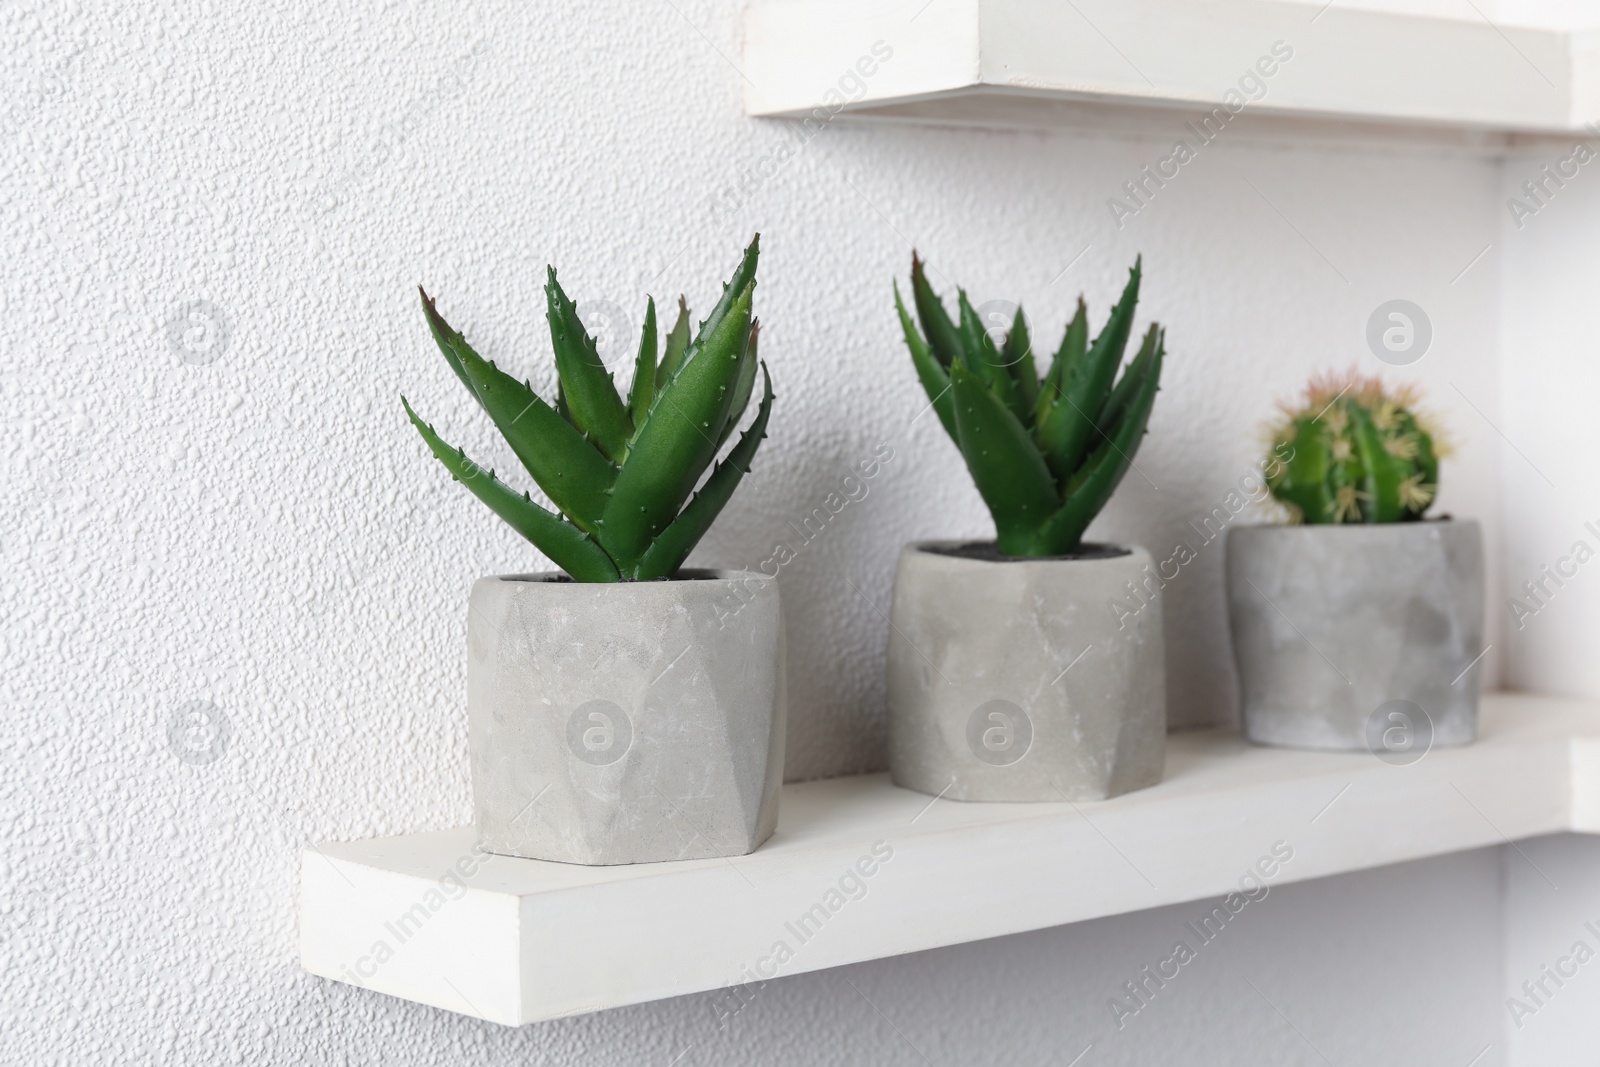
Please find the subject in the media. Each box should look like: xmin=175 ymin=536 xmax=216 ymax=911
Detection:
xmin=466 ymin=570 xmax=785 ymax=865
xmin=886 ymin=541 xmax=1166 ymax=802
xmin=1225 ymin=519 xmax=1484 ymax=752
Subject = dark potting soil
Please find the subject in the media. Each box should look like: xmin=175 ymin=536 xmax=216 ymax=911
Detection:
xmin=506 ymin=570 xmax=726 ymax=583
xmin=924 ymin=541 xmax=1132 ymax=563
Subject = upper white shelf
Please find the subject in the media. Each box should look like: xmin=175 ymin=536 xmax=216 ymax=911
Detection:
xmin=300 ymin=692 xmax=1600 ymax=1025
xmin=742 ymin=0 xmax=1600 ymax=141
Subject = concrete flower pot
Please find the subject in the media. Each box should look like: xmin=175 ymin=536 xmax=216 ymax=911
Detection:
xmin=886 ymin=541 xmax=1166 ymax=802
xmin=1225 ymin=519 xmax=1485 ymax=751
xmin=467 ymin=570 xmax=785 ymax=865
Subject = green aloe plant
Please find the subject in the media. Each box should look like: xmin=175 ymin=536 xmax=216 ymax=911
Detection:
xmin=895 ymin=254 xmax=1165 ymax=556
xmin=1265 ymin=371 xmax=1441 ymax=524
xmin=402 ymin=237 xmax=773 ymax=581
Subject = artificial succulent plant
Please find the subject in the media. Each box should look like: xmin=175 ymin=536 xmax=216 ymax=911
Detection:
xmin=1265 ymin=370 xmax=1441 ymax=524
xmin=403 ymin=237 xmax=772 ymax=581
xmin=895 ymin=255 xmax=1164 ymax=556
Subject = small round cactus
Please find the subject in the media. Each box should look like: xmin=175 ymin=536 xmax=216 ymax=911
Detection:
xmin=1265 ymin=370 xmax=1443 ymax=524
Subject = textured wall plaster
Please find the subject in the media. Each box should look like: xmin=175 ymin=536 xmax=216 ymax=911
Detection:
xmin=0 ymin=0 xmax=1526 ymax=1062
xmin=1496 ymin=153 xmax=1600 ymax=695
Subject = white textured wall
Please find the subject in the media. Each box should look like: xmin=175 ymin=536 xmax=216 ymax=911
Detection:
xmin=1497 ymin=150 xmax=1600 ymax=694
xmin=0 ymin=0 xmax=1551 ymax=1062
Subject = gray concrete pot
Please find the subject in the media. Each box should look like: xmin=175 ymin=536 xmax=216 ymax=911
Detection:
xmin=467 ymin=570 xmax=785 ymax=865
xmin=1226 ymin=520 xmax=1485 ymax=752
xmin=886 ymin=541 xmax=1166 ymax=802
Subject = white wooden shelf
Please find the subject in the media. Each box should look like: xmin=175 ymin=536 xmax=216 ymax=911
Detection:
xmin=742 ymin=0 xmax=1600 ymax=145
xmin=299 ymin=692 xmax=1600 ymax=1024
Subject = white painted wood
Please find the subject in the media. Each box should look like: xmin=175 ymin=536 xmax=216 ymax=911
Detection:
xmin=300 ymin=692 xmax=1600 ymax=1024
xmin=743 ymin=0 xmax=1600 ymax=138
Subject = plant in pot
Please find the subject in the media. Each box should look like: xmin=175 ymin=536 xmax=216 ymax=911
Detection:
xmin=402 ymin=237 xmax=784 ymax=865
xmin=1227 ymin=370 xmax=1483 ymax=755
xmin=887 ymin=254 xmax=1167 ymax=802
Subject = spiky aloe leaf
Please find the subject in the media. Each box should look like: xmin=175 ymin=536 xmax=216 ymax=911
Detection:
xmin=420 ymin=287 xmax=483 ymax=407
xmin=627 ymin=297 xmax=657 ymax=428
xmin=1030 ymin=337 xmax=1163 ymax=554
xmin=894 ymin=281 xmax=956 ymax=440
xmin=415 ymin=290 xmax=616 ymax=534
xmin=1004 ymin=308 xmax=1038 ymax=419
xmin=600 ymin=283 xmax=753 ymax=564
xmin=1350 ymin=406 xmax=1405 ymax=523
xmin=949 ymin=362 xmax=1060 ymax=555
xmin=957 ymin=291 xmax=1026 ymax=424
xmin=1091 ymin=324 xmax=1161 ymax=447
xmin=1036 ymin=297 xmax=1087 ymax=426
xmin=1037 ymin=260 xmax=1141 ymax=477
xmin=716 ymin=319 xmax=759 ymax=451
xmin=687 ymin=235 xmax=759 ymax=360
xmin=910 ymin=253 xmax=962 ymax=369
xmin=544 ymin=268 xmax=634 ymax=463
xmin=634 ymin=364 xmax=775 ymax=580
xmin=401 ymin=397 xmax=620 ymax=581
xmin=658 ymin=297 xmax=691 ymax=383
